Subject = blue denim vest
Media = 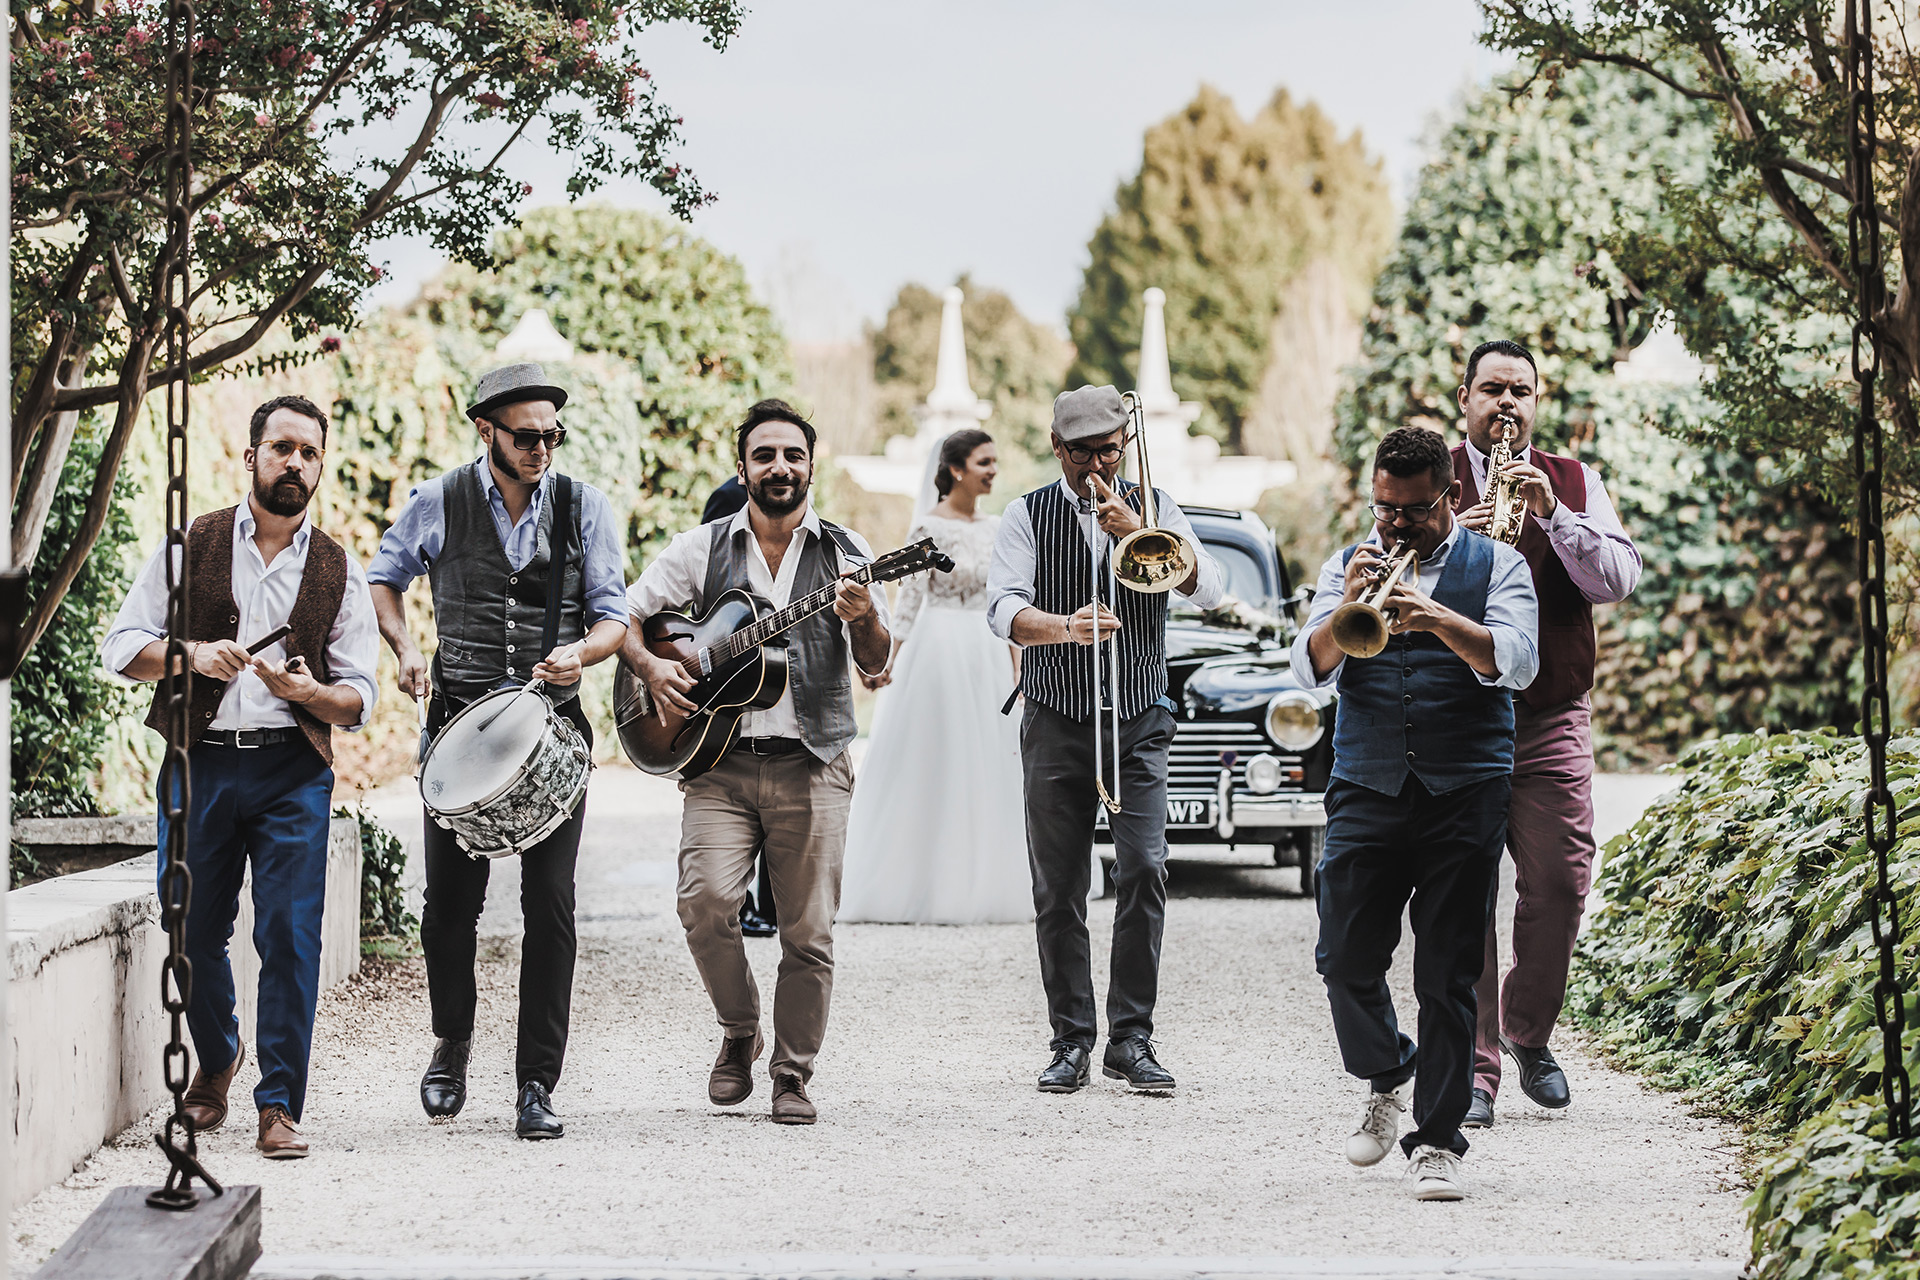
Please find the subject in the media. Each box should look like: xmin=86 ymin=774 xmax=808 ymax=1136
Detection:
xmin=1330 ymin=530 xmax=1515 ymax=796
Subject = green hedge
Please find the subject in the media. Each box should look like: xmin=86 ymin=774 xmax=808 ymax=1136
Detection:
xmin=1570 ymin=729 xmax=1920 ymax=1277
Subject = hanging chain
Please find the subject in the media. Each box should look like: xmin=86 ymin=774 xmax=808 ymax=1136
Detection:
xmin=1845 ymin=0 xmax=1912 ymax=1143
xmin=149 ymin=0 xmax=221 ymax=1210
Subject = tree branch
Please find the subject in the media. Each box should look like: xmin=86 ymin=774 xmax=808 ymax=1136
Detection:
xmin=356 ymin=70 xmax=482 ymax=227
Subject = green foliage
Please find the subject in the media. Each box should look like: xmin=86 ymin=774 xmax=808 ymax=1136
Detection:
xmin=1571 ymin=729 xmax=1920 ymax=1276
xmin=869 ymin=275 xmax=1071 ymax=459
xmin=11 ymin=424 xmax=138 ymax=818
xmin=1068 ymin=87 xmax=1391 ymax=449
xmin=338 ymin=804 xmax=414 ymax=941
xmin=1337 ymin=66 xmax=1857 ymax=761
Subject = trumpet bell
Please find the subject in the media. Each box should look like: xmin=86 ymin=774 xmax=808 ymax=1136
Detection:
xmin=1113 ymin=527 xmax=1196 ymax=594
xmin=1328 ymin=600 xmax=1391 ymax=659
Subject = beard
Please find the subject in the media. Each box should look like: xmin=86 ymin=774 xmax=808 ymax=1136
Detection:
xmin=749 ymin=472 xmax=809 ymax=517
xmin=490 ymin=434 xmax=546 ymax=484
xmin=255 ymin=471 xmax=313 ymax=517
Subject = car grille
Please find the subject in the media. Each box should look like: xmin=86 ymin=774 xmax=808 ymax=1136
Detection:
xmin=1170 ymin=721 xmax=1285 ymax=792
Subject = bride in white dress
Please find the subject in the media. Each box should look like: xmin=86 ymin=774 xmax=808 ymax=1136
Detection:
xmin=838 ymin=430 xmax=1034 ymax=924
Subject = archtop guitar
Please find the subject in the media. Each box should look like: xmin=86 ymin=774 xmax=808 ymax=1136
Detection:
xmin=614 ymin=537 xmax=952 ymax=778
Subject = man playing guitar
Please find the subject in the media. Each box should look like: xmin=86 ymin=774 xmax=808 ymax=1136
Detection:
xmin=624 ymin=399 xmax=891 ymax=1125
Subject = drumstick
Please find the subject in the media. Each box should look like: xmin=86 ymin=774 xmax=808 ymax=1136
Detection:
xmin=245 ymin=624 xmax=292 ymax=656
xmin=475 ymin=676 xmax=546 ymax=733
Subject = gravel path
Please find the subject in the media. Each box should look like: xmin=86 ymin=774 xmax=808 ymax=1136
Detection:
xmin=11 ymin=765 xmax=1746 ymax=1276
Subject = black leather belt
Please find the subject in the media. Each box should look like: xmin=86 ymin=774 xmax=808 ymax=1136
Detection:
xmin=201 ymin=727 xmax=302 ymax=749
xmin=741 ymin=736 xmax=805 ymax=756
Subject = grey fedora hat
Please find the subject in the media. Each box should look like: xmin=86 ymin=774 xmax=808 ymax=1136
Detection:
xmin=1052 ymin=385 xmax=1128 ymax=442
xmin=466 ymin=362 xmax=569 ymax=421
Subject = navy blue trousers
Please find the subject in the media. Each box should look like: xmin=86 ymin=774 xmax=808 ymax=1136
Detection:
xmin=1315 ymin=772 xmax=1509 ymax=1158
xmin=157 ymin=739 xmax=333 ymax=1120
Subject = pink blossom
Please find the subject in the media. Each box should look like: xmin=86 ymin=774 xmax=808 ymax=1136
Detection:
xmin=520 ymin=182 xmax=533 ymax=196
xmin=126 ymin=26 xmax=152 ymax=47
xmin=571 ymin=18 xmax=590 ymax=38
xmin=369 ymin=266 xmax=385 ymax=281
xmin=320 ymin=335 xmax=342 ymax=353
xmin=204 ymin=211 xmax=225 ymax=232
xmin=77 ymin=50 xmax=93 ymax=66
xmin=256 ymin=112 xmax=272 ymax=127
xmin=476 ymin=91 xmax=505 ymax=109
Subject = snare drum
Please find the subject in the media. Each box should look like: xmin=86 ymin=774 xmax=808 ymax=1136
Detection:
xmin=420 ymin=688 xmax=592 ymax=858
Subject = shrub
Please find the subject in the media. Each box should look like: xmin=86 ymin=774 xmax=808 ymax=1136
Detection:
xmin=336 ymin=804 xmax=414 ymax=941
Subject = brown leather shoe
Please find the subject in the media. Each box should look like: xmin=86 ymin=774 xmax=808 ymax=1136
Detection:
xmin=709 ymin=1030 xmax=764 ymax=1106
xmin=770 ymin=1072 xmax=816 ymax=1125
xmin=256 ymin=1105 xmax=309 ymax=1159
xmin=182 ymin=1040 xmax=244 ymax=1133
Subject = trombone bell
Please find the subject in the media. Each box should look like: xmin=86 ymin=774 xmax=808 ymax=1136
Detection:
xmin=1113 ymin=390 xmax=1198 ymax=595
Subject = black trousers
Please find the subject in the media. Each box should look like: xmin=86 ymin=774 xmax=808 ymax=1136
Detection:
xmin=1021 ymin=699 xmax=1174 ymax=1050
xmin=1316 ymin=771 xmax=1509 ymax=1158
xmin=421 ymin=694 xmax=592 ymax=1092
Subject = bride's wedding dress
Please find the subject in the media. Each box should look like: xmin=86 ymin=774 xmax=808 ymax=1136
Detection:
xmin=838 ymin=512 xmax=1033 ymax=924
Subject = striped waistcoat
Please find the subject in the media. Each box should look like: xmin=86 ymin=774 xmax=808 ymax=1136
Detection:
xmin=1018 ymin=481 xmax=1169 ymax=723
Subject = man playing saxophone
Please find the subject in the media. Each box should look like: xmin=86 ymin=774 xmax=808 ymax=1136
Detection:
xmin=1290 ymin=425 xmax=1538 ymax=1201
xmin=1449 ymin=339 xmax=1642 ymax=1129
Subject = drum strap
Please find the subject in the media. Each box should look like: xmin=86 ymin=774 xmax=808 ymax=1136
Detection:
xmin=542 ymin=473 xmax=578 ymax=661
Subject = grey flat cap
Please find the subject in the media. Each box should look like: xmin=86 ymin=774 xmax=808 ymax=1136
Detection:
xmin=466 ymin=362 xmax=569 ymax=421
xmin=1052 ymin=385 xmax=1127 ymax=442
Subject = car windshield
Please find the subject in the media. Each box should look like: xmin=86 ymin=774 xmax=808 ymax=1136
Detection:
xmin=1172 ymin=539 xmax=1271 ymax=615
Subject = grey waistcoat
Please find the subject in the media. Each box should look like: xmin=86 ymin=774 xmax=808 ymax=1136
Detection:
xmin=702 ymin=518 xmax=862 ymax=763
xmin=427 ymin=462 xmax=586 ymax=705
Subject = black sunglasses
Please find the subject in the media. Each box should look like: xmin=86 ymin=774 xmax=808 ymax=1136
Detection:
xmin=487 ymin=418 xmax=567 ymax=451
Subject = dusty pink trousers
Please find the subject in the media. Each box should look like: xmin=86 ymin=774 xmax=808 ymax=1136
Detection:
xmin=1474 ymin=696 xmax=1596 ymax=1100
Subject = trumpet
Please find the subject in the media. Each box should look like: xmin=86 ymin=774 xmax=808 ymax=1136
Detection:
xmin=1485 ymin=413 xmax=1524 ymax=546
xmin=1112 ymin=390 xmax=1198 ymax=594
xmin=1328 ymin=539 xmax=1420 ymax=659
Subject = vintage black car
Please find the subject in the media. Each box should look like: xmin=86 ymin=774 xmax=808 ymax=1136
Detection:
xmin=1095 ymin=505 xmax=1333 ymax=895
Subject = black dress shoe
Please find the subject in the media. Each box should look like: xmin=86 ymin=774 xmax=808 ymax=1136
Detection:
xmin=739 ymin=903 xmax=777 ymax=938
xmin=420 ymin=1037 xmax=470 ymax=1119
xmin=1037 ymin=1044 xmax=1091 ymax=1093
xmin=1501 ymin=1035 xmax=1571 ymax=1109
xmin=1103 ymin=1035 xmax=1176 ymax=1093
xmin=1462 ymin=1087 xmax=1495 ymax=1129
xmin=516 ymin=1081 xmax=564 ymax=1140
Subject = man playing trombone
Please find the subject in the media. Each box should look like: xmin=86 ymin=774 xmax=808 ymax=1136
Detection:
xmin=1288 ymin=425 xmax=1538 ymax=1201
xmin=985 ymin=385 xmax=1223 ymax=1096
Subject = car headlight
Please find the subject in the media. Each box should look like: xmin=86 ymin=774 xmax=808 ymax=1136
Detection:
xmin=1245 ymin=753 xmax=1284 ymax=794
xmin=1265 ymin=690 xmax=1324 ymax=751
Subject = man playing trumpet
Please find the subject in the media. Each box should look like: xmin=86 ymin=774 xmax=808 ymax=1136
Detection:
xmin=1289 ymin=425 xmax=1538 ymax=1200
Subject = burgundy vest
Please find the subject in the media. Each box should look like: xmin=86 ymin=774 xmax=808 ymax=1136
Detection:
xmin=143 ymin=505 xmax=349 ymax=765
xmin=1451 ymin=442 xmax=1596 ymax=710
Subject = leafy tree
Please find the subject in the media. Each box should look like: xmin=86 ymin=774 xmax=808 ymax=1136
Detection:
xmin=8 ymin=0 xmax=743 ymax=677
xmin=1479 ymin=1 xmax=1920 ymax=521
xmin=1067 ymin=87 xmax=1392 ymax=450
xmin=1338 ymin=66 xmax=1858 ymax=762
xmin=869 ymin=275 xmax=1071 ymax=460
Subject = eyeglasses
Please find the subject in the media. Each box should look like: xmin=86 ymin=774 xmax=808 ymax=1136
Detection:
xmin=1367 ymin=493 xmax=1449 ymax=523
xmin=1062 ymin=435 xmax=1129 ymax=465
xmin=488 ymin=419 xmax=567 ymax=451
xmin=257 ymin=439 xmax=325 ymax=464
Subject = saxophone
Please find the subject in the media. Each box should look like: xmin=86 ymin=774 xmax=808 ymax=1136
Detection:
xmin=1485 ymin=412 xmax=1524 ymax=546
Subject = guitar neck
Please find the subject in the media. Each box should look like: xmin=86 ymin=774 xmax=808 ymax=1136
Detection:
xmin=710 ymin=561 xmax=880 ymax=666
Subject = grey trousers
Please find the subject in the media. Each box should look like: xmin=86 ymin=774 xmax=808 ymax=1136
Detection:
xmin=1021 ymin=699 xmax=1175 ymax=1050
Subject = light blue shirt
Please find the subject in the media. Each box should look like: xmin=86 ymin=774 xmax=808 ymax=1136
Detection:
xmin=1289 ymin=524 xmax=1539 ymax=691
xmin=985 ymin=479 xmax=1225 ymax=640
xmin=367 ymin=457 xmax=629 ymax=626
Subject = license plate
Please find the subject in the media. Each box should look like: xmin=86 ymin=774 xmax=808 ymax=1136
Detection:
xmin=1165 ymin=795 xmax=1215 ymax=828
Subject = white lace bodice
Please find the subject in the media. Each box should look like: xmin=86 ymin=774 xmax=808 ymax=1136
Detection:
xmin=892 ymin=512 xmax=999 ymax=648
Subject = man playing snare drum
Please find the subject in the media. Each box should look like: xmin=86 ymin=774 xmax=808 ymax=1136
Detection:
xmin=369 ymin=362 xmax=628 ymax=1140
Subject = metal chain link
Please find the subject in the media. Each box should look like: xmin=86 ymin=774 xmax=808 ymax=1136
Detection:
xmin=149 ymin=0 xmax=222 ymax=1210
xmin=1846 ymin=0 xmax=1912 ymax=1143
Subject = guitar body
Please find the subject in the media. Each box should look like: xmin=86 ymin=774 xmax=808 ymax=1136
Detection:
xmin=614 ymin=588 xmax=788 ymax=778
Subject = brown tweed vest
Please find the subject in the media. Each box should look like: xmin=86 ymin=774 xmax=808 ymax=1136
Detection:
xmin=143 ymin=504 xmax=350 ymax=765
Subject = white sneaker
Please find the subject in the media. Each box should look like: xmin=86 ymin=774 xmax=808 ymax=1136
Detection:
xmin=1345 ymin=1080 xmax=1410 ymax=1167
xmin=1407 ymin=1143 xmax=1465 ymax=1201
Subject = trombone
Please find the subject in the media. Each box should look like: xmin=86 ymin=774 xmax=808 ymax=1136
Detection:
xmin=1088 ymin=499 xmax=1123 ymax=814
xmin=1328 ymin=539 xmax=1419 ymax=659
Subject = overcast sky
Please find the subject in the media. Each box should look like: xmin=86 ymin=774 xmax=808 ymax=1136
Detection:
xmin=369 ymin=1 xmax=1504 ymax=339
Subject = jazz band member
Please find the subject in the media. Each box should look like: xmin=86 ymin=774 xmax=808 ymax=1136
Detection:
xmin=1451 ymin=340 xmax=1642 ymax=1128
xmin=101 ymin=394 xmax=381 ymax=1159
xmin=1290 ymin=425 xmax=1539 ymax=1201
xmin=625 ymin=399 xmax=891 ymax=1126
xmin=369 ymin=362 xmax=629 ymax=1141
xmin=984 ymin=385 xmax=1224 ymax=1096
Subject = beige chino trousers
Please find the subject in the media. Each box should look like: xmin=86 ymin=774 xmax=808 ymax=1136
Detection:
xmin=677 ymin=747 xmax=854 ymax=1084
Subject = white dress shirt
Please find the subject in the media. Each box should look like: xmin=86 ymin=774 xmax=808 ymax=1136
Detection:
xmin=1289 ymin=524 xmax=1540 ymax=691
xmin=1463 ymin=441 xmax=1642 ymax=603
xmin=985 ymin=479 xmax=1226 ymax=639
xmin=101 ymin=501 xmax=382 ymax=731
xmin=625 ymin=503 xmax=891 ymax=740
